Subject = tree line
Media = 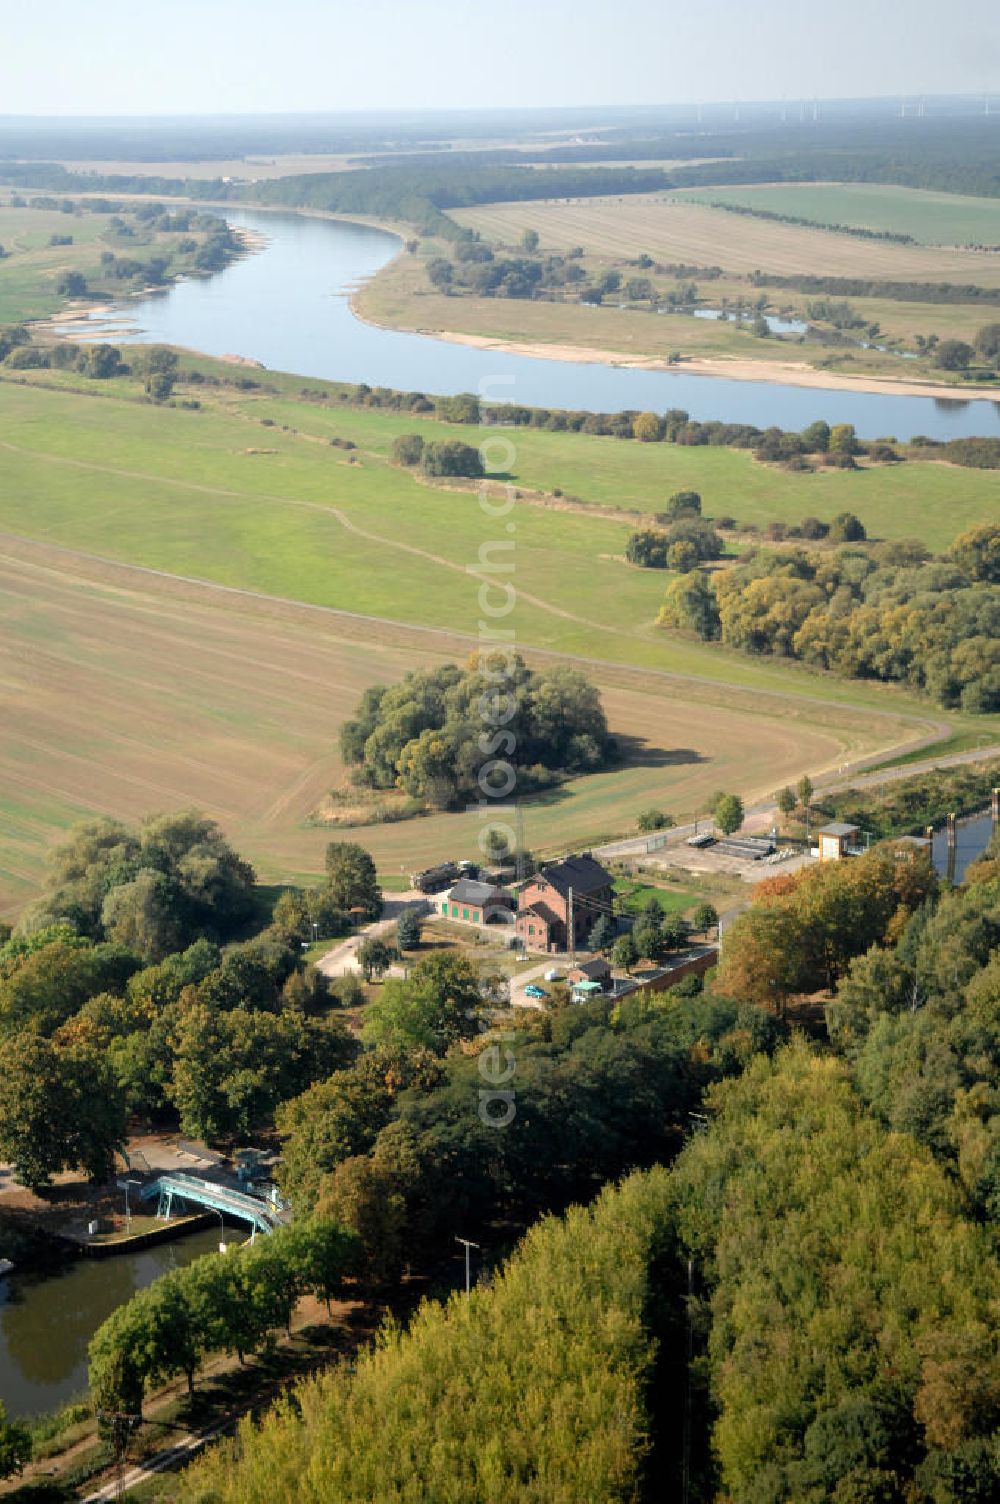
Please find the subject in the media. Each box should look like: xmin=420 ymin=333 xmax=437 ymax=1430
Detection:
xmin=88 ymin=1219 xmax=359 ymax=1413
xmin=701 ymin=196 xmax=920 ymax=244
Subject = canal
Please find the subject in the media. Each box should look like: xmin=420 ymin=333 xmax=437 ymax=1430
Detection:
xmin=0 ymin=1225 xmax=222 ymax=1420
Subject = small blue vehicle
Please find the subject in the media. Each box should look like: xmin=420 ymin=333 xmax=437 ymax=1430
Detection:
xmin=524 ymin=983 xmax=548 ymax=999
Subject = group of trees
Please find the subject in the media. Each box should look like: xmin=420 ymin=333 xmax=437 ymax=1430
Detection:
xmin=391 ymin=432 xmax=484 ymax=477
xmin=626 ymin=493 xmax=724 ymax=573
xmin=610 ymin=898 xmax=694 ymax=971
xmin=339 ymin=654 xmax=615 ymax=809
xmin=659 ymin=523 xmax=1000 ymax=713
xmin=828 ymin=831 xmax=1000 ymax=1222
xmin=0 ymin=818 xmax=372 ymax=1187
xmin=918 ymin=323 xmax=1000 ymax=373
xmin=25 ymin=810 xmax=257 ymax=960
xmin=716 ymin=841 xmax=938 ymax=1007
xmin=178 ymin=1170 xmax=679 ymax=1503
xmin=89 ymin=1218 xmax=360 ymax=1413
xmin=673 ymin=1042 xmax=1000 ymax=1500
xmin=2 ymin=325 xmax=183 ymax=402
xmin=276 ymin=989 xmax=779 ymax=1286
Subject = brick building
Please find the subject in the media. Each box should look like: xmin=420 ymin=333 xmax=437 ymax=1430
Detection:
xmin=515 ymin=854 xmax=613 ymax=953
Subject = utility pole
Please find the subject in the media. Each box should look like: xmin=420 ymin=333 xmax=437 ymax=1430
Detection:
xmin=455 ymin=1236 xmax=480 ymax=1295
xmin=567 ymin=885 xmax=575 ymax=961
xmin=97 ymin=1410 xmax=141 ymax=1502
xmin=515 ymin=799 xmax=527 ymax=885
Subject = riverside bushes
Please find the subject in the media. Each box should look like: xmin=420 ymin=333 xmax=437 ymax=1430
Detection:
xmin=659 ymin=526 xmax=1000 ymax=713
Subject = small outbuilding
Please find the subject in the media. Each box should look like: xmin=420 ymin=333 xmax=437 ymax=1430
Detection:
xmin=817 ymin=822 xmax=861 ymax=862
xmin=440 ymin=878 xmax=514 ymax=925
xmin=567 ymin=955 xmax=612 ymax=990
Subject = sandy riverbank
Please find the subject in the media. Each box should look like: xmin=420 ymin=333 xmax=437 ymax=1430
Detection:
xmin=416 ymin=328 xmax=1000 ymax=400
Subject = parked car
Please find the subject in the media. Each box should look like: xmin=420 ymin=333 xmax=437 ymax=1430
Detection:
xmin=543 ymin=968 xmax=563 ymax=982
xmin=524 ymin=983 xmax=548 ymax=999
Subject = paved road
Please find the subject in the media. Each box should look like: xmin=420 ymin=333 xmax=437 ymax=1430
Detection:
xmin=314 ymin=892 xmax=429 ymax=978
xmin=81 ymin=1422 xmax=229 ymax=1503
xmin=596 ymin=742 xmax=1000 ymax=863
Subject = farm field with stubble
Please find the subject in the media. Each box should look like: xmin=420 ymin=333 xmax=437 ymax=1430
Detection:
xmin=0 ymin=536 xmax=876 ymax=914
xmin=450 ymin=194 xmax=1000 ymax=283
xmin=0 ymin=369 xmax=968 ymax=909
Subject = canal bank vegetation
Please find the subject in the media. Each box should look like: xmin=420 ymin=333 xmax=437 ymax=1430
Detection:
xmin=88 ymin=1219 xmax=360 ymax=1410
xmin=817 ymin=758 xmax=1000 ymax=839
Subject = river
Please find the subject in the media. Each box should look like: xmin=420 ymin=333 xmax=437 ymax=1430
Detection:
xmin=0 ymin=1226 xmax=222 ymax=1420
xmin=64 ymin=207 xmax=1000 ymax=440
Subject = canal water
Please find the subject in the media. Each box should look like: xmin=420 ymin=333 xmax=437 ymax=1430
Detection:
xmin=0 ymin=1225 xmax=222 ymax=1420
xmin=63 ymin=207 xmax=1000 ymax=441
xmin=931 ymin=811 xmax=995 ymax=883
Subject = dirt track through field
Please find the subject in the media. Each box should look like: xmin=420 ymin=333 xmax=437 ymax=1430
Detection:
xmin=0 ymin=531 xmax=944 ymax=915
xmin=0 ymin=439 xmax=603 ymax=635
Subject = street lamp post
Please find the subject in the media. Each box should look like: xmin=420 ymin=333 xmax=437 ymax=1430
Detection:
xmin=123 ymin=1177 xmax=141 ymax=1233
xmin=455 ymin=1236 xmax=480 ymax=1296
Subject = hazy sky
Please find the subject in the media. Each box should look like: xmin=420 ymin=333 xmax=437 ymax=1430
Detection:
xmin=3 ymin=0 xmax=1000 ymax=116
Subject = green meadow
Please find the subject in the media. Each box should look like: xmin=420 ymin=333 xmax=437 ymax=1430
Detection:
xmin=209 ymin=380 xmax=999 ymax=554
xmin=1 ymin=370 xmax=993 ymax=711
xmin=0 ymin=365 xmax=996 ymax=909
xmin=676 ymin=183 xmax=1000 ymax=246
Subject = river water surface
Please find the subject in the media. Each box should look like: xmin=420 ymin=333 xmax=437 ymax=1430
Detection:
xmin=65 ymin=207 xmax=1000 ymax=440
